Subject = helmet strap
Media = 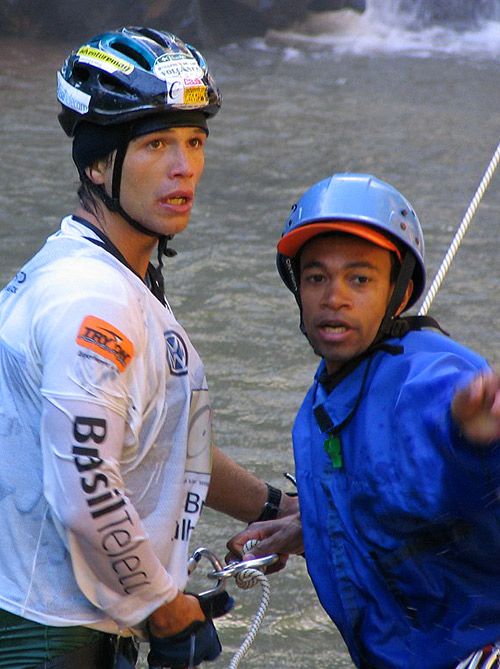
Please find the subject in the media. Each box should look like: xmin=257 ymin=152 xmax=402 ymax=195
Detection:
xmin=106 ymin=140 xmax=158 ymax=238
xmin=83 ymin=139 xmax=178 ymax=290
xmin=98 ymin=141 xmax=178 ymax=260
xmin=376 ymin=251 xmax=416 ymax=341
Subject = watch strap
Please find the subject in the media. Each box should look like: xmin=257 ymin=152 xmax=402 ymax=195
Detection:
xmin=255 ymin=483 xmax=282 ymax=522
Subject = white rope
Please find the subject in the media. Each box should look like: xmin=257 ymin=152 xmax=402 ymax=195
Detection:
xmin=455 ymin=650 xmax=487 ymax=669
xmin=418 ymin=139 xmax=500 ymax=316
xmin=228 ymin=570 xmax=271 ymax=669
xmin=454 ymin=644 xmax=500 ymax=669
xmin=228 ymin=540 xmax=272 ymax=669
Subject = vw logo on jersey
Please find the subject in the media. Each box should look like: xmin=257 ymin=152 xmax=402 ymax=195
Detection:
xmin=165 ymin=330 xmax=189 ymax=376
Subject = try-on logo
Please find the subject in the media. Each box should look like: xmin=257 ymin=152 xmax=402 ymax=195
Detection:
xmin=76 ymin=316 xmax=134 ymax=373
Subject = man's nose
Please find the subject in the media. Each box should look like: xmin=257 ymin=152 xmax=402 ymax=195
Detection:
xmin=321 ymin=278 xmax=350 ymax=309
xmin=167 ymin=145 xmax=193 ymax=177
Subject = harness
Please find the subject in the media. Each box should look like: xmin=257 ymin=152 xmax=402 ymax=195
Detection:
xmin=33 ymin=636 xmax=137 ymax=669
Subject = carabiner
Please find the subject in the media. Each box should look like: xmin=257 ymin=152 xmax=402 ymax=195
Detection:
xmin=187 ymin=547 xmax=227 ymax=596
xmin=208 ymin=554 xmax=279 ymax=580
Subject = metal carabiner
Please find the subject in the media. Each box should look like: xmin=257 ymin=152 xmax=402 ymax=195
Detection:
xmin=187 ymin=546 xmax=227 ymax=596
xmin=208 ymin=553 xmax=279 ymax=580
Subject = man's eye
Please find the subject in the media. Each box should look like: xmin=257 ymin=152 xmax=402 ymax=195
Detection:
xmin=149 ymin=139 xmax=163 ymax=149
xmin=304 ymin=273 xmax=324 ymax=283
xmin=353 ymin=275 xmax=369 ymax=285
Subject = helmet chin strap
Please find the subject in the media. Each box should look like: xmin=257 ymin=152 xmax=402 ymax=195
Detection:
xmin=105 ymin=141 xmax=159 ymax=238
xmin=374 ymin=251 xmax=416 ymax=342
xmin=95 ymin=140 xmax=177 ymax=283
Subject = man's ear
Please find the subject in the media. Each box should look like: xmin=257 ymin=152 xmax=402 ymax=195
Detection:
xmin=85 ymin=157 xmax=108 ymax=186
xmin=395 ymin=280 xmax=414 ymax=316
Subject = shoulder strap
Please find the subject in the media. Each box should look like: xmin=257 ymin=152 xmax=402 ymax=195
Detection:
xmin=384 ymin=315 xmax=449 ymax=338
xmin=34 ymin=635 xmax=138 ymax=669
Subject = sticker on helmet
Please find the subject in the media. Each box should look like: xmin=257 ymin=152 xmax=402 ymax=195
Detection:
xmin=153 ymin=54 xmax=204 ymax=81
xmin=77 ymin=46 xmax=134 ymax=75
xmin=57 ymin=72 xmax=90 ymax=115
xmin=183 ymin=86 xmax=209 ymax=106
xmin=76 ymin=315 xmax=134 ymax=373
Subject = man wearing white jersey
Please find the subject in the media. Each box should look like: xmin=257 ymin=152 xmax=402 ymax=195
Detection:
xmin=0 ymin=27 xmax=296 ymax=669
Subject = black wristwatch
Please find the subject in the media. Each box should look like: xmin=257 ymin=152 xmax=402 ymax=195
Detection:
xmin=255 ymin=483 xmax=282 ymax=522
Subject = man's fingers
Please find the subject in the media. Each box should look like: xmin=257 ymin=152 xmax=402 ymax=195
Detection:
xmin=453 ymin=372 xmax=492 ymax=421
xmin=452 ymin=371 xmax=500 ymax=444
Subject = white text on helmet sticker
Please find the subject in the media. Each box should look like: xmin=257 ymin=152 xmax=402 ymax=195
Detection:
xmin=76 ymin=46 xmax=134 ymax=75
xmin=153 ymin=54 xmax=204 ymax=81
xmin=57 ymin=73 xmax=90 ymax=115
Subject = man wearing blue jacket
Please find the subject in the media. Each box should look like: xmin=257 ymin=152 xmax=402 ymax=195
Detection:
xmin=228 ymin=173 xmax=500 ymax=669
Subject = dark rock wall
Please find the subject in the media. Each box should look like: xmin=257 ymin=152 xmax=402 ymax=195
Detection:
xmin=0 ymin=0 xmax=365 ymax=44
xmin=0 ymin=0 xmax=497 ymax=45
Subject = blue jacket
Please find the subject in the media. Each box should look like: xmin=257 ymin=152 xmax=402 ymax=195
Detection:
xmin=293 ymin=330 xmax=500 ymax=669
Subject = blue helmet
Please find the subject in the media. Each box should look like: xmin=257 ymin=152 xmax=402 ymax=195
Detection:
xmin=276 ymin=173 xmax=426 ymax=310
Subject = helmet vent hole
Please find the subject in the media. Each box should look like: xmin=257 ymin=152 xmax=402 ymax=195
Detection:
xmin=112 ymin=43 xmax=152 ymax=71
xmin=401 ymin=208 xmax=408 ymax=216
xmin=73 ymin=65 xmax=90 ymax=83
xmin=98 ymin=72 xmax=128 ymax=93
xmin=137 ymin=27 xmax=169 ymax=47
xmin=400 ymin=222 xmax=407 ymax=231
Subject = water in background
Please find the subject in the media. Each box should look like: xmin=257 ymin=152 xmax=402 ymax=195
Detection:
xmin=268 ymin=0 xmax=500 ymax=58
xmin=0 ymin=3 xmax=499 ymax=667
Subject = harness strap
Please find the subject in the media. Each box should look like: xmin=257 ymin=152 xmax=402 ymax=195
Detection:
xmin=34 ymin=635 xmax=137 ymax=669
xmin=384 ymin=314 xmax=449 ymax=338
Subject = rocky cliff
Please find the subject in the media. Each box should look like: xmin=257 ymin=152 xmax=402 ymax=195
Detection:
xmin=0 ymin=0 xmax=366 ymax=44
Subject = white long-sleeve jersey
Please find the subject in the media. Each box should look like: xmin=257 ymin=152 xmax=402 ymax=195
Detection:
xmin=0 ymin=217 xmax=212 ymax=634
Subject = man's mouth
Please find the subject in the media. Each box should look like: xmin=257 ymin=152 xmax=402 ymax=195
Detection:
xmin=322 ymin=324 xmax=348 ymax=334
xmin=159 ymin=192 xmax=193 ymax=212
xmin=165 ymin=196 xmax=189 ymax=205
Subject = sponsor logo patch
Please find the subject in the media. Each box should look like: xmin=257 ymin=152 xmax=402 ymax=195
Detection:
xmin=165 ymin=330 xmax=188 ymax=376
xmin=57 ymin=72 xmax=90 ymax=115
xmin=77 ymin=46 xmax=134 ymax=74
xmin=4 ymin=270 xmax=27 ymax=295
xmin=76 ymin=316 xmax=134 ymax=373
xmin=153 ymin=53 xmax=204 ymax=82
xmin=183 ymin=85 xmax=209 ymax=106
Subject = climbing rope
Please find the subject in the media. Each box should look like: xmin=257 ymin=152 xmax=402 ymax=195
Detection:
xmin=454 ymin=642 xmax=500 ymax=669
xmin=188 ymin=543 xmax=277 ymax=669
xmin=227 ymin=540 xmax=272 ymax=669
xmin=418 ymin=139 xmax=500 ymax=316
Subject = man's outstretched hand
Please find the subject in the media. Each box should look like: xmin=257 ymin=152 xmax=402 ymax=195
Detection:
xmin=452 ymin=370 xmax=500 ymax=445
